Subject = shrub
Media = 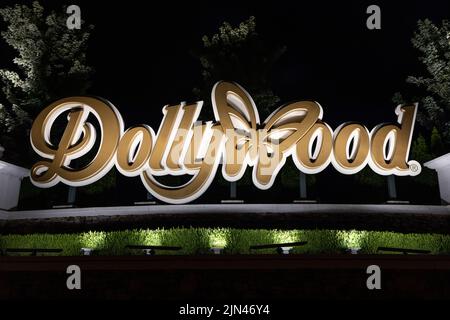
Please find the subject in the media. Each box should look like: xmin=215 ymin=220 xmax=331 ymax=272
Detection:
xmin=2 ymin=229 xmax=450 ymax=256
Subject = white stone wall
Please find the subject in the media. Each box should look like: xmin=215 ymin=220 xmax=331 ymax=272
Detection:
xmin=0 ymin=161 xmax=29 ymax=210
xmin=425 ymin=153 xmax=450 ymax=204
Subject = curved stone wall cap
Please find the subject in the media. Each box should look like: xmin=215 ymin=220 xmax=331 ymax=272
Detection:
xmin=0 ymin=160 xmax=29 ymax=178
xmin=424 ymin=152 xmax=450 ymax=170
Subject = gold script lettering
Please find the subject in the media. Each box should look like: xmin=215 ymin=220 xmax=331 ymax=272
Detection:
xmin=29 ymin=82 xmax=422 ymax=204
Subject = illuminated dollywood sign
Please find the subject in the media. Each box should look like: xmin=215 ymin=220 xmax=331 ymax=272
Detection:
xmin=30 ymin=81 xmax=421 ymax=204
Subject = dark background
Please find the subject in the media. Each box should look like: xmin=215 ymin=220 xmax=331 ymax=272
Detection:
xmin=1 ymin=0 xmax=447 ymax=207
xmin=1 ymin=0 xmax=447 ymax=128
xmin=73 ymin=0 xmax=448 ymax=129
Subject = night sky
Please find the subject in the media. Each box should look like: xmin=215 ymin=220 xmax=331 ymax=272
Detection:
xmin=79 ymin=0 xmax=448 ymax=130
xmin=1 ymin=0 xmax=449 ymax=130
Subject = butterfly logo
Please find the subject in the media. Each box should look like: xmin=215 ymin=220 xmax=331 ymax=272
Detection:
xmin=211 ymin=81 xmax=323 ymax=189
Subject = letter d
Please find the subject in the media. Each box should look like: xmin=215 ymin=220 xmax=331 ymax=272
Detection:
xmin=369 ymin=104 xmax=421 ymax=176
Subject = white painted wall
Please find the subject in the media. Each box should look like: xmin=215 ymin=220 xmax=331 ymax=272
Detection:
xmin=425 ymin=153 xmax=450 ymax=204
xmin=0 ymin=160 xmax=29 ymax=210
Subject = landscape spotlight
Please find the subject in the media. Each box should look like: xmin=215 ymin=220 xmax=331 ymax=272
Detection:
xmin=276 ymin=247 xmax=293 ymax=255
xmin=80 ymin=248 xmax=94 ymax=256
xmin=210 ymin=247 xmax=224 ymax=255
xmin=143 ymin=249 xmax=155 ymax=256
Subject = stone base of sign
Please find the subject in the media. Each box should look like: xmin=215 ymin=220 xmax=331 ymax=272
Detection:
xmin=425 ymin=153 xmax=450 ymax=204
xmin=2 ymin=203 xmax=450 ymax=235
xmin=0 ymin=160 xmax=29 ymax=210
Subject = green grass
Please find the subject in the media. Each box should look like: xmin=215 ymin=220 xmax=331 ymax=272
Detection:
xmin=1 ymin=228 xmax=450 ymax=256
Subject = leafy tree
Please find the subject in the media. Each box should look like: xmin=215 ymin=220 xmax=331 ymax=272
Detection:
xmin=430 ymin=126 xmax=445 ymax=155
xmin=410 ymin=133 xmax=437 ymax=186
xmin=0 ymin=2 xmax=113 ymax=205
xmin=0 ymin=1 xmax=94 ymax=165
xmin=412 ymin=134 xmax=432 ymax=162
xmin=395 ymin=19 xmax=450 ymax=151
xmin=194 ymin=16 xmax=286 ymax=118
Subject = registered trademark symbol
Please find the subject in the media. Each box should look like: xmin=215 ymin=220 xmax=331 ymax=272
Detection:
xmin=410 ymin=164 xmax=418 ymax=172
